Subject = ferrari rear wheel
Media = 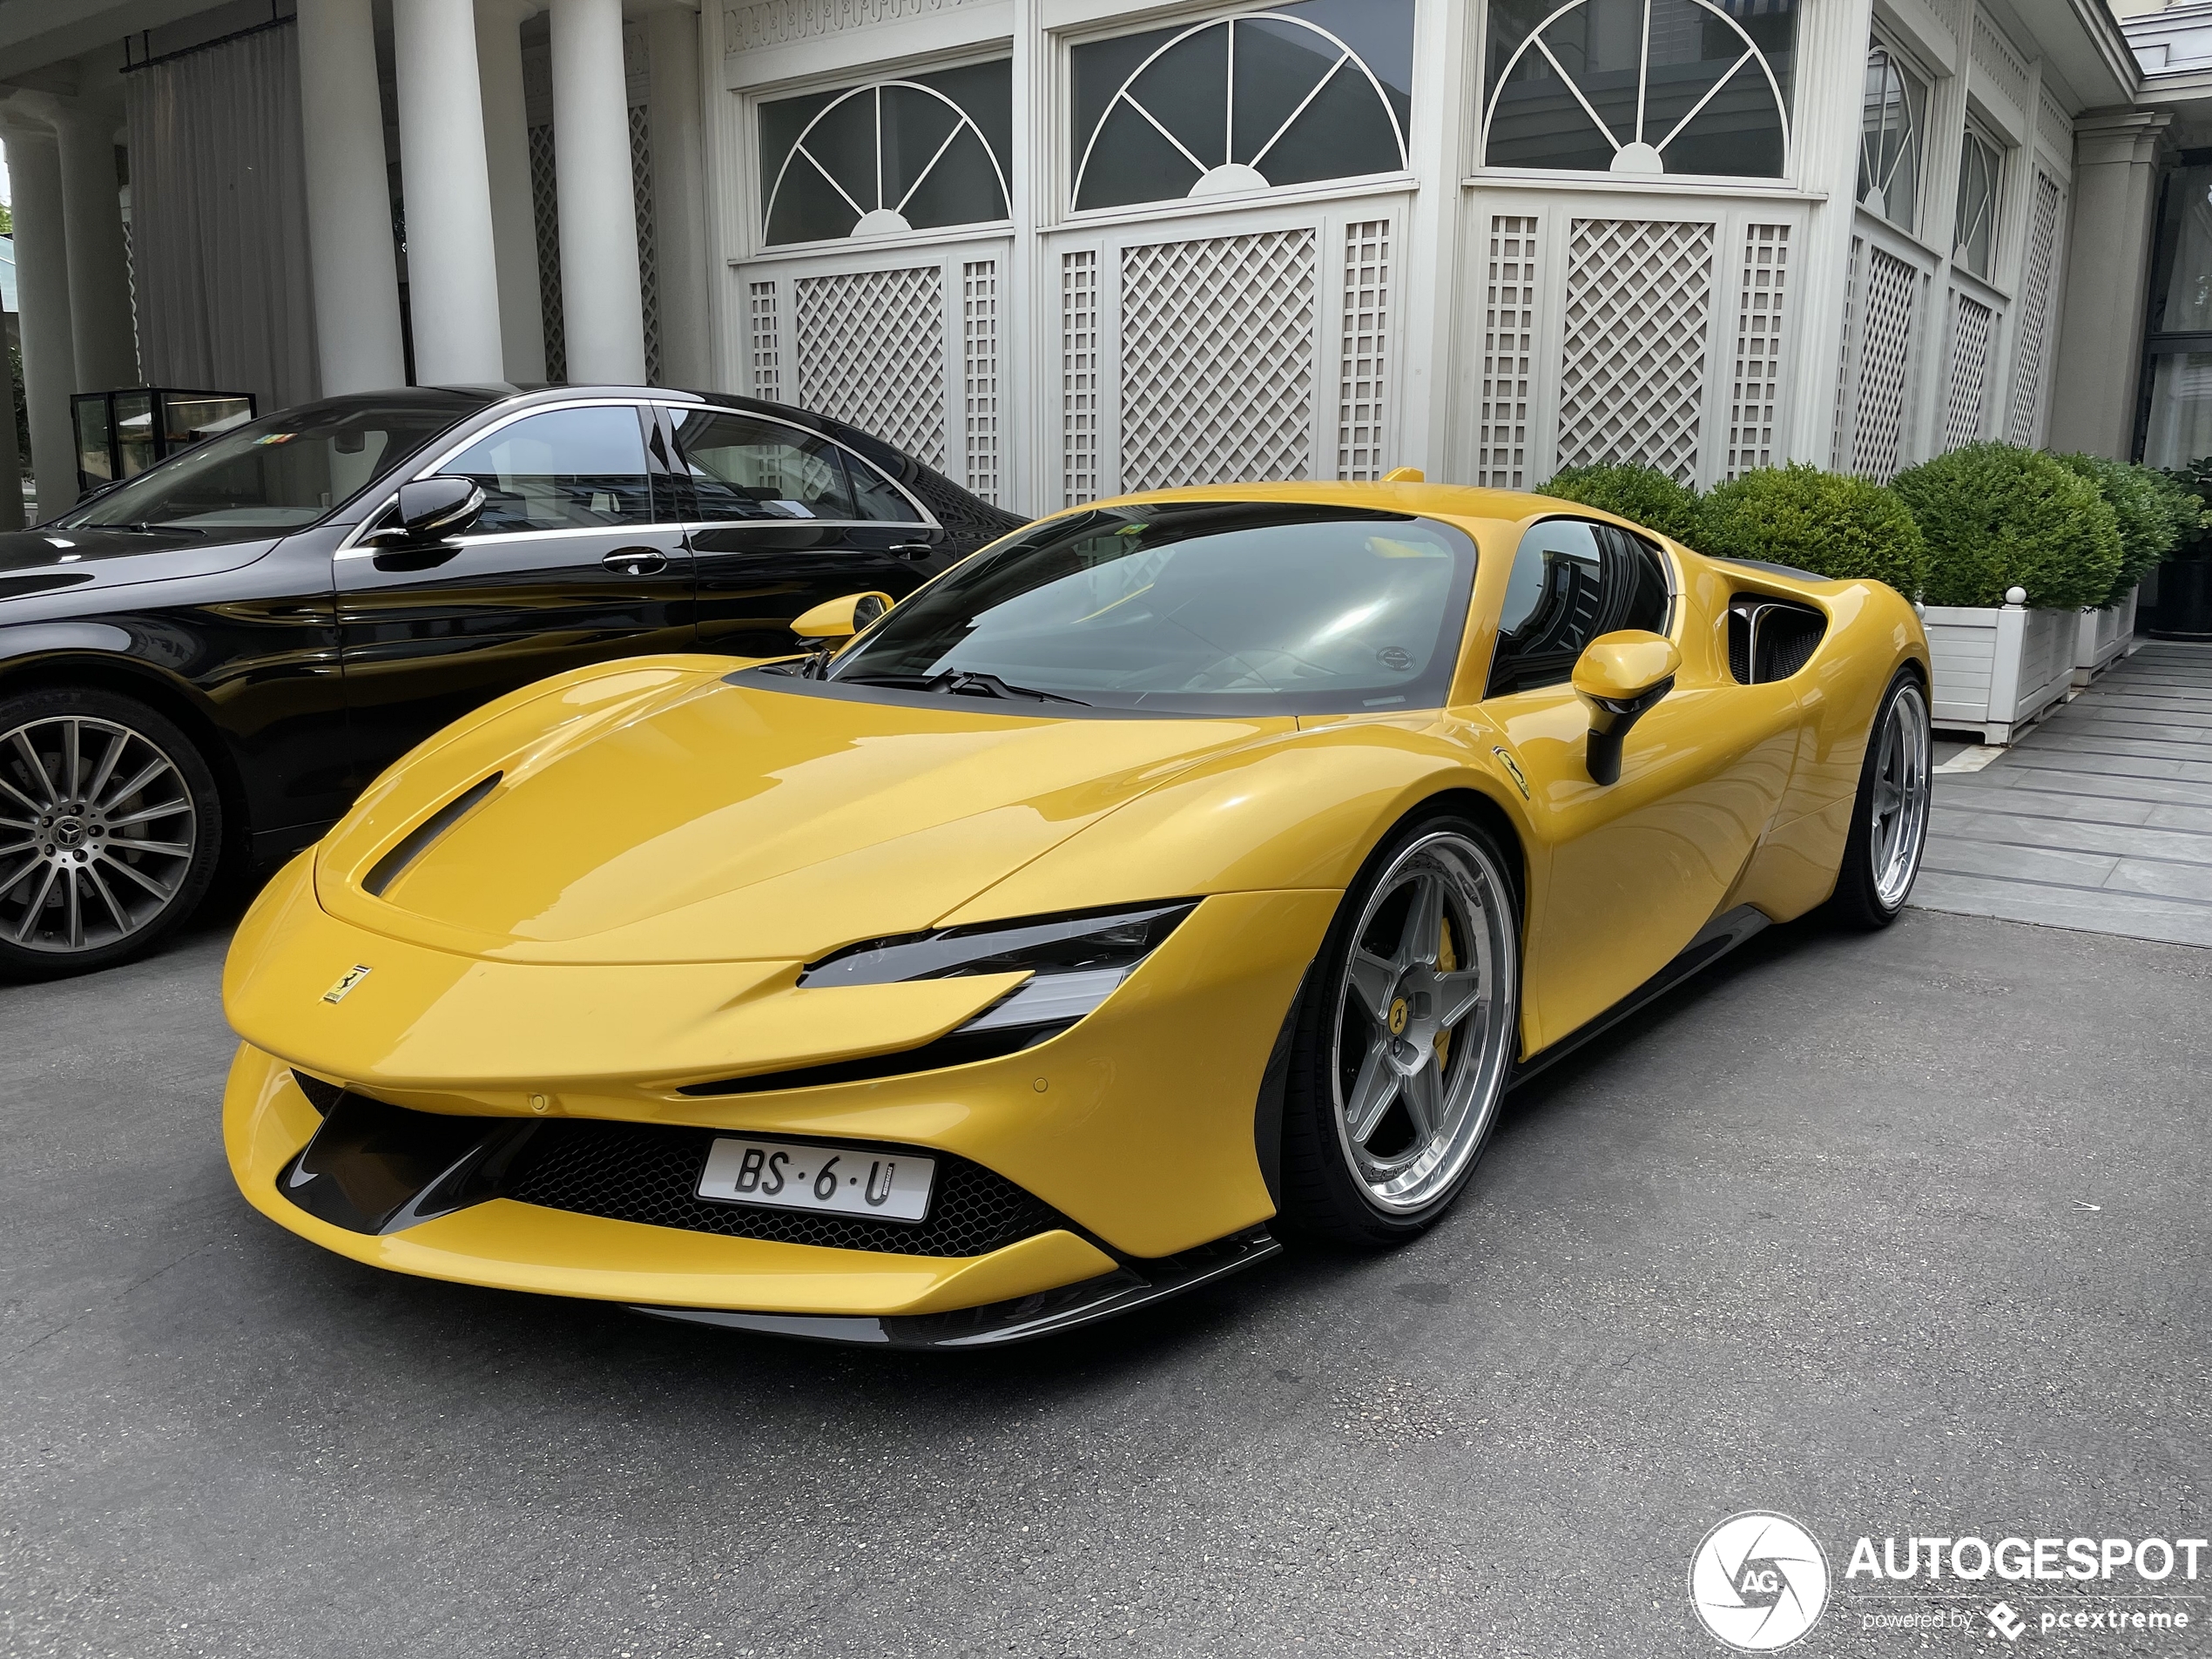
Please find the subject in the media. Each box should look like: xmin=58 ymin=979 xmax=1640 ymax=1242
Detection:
xmin=1279 ymin=815 xmax=1521 ymax=1245
xmin=1826 ymin=670 xmax=1932 ymax=930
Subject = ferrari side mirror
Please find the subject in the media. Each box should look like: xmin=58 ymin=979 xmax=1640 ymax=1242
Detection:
xmin=1572 ymin=631 xmax=1681 ymax=786
xmin=792 ymin=590 xmax=893 ymax=645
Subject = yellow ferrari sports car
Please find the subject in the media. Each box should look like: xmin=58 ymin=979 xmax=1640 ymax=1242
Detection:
xmin=221 ymin=482 xmax=1932 ymax=1347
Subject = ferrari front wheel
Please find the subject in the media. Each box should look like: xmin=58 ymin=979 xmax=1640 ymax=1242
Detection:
xmin=1280 ymin=816 xmax=1521 ymax=1245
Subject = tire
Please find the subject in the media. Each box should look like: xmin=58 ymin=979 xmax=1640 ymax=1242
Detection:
xmin=1278 ymin=813 xmax=1522 ymax=1246
xmin=0 ymin=686 xmax=225 ymax=979
xmin=1825 ymin=669 xmax=1933 ymax=931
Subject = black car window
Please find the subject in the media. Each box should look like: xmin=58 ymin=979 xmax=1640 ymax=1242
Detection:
xmin=671 ymin=408 xmax=918 ymax=523
xmin=441 ymin=405 xmax=657 ymax=534
xmin=1485 ymin=518 xmax=1672 ymax=698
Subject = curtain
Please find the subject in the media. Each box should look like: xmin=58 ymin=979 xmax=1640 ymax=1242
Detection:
xmin=124 ymin=24 xmax=319 ymax=411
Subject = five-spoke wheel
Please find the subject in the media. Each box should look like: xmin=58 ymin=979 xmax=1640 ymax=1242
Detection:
xmin=1829 ymin=670 xmax=1932 ymax=929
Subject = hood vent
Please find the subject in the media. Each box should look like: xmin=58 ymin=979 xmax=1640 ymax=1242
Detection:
xmin=362 ymin=772 xmax=502 ymax=898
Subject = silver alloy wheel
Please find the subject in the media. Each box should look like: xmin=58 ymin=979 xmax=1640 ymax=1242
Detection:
xmin=0 ymin=715 xmax=199 ymax=954
xmin=1328 ymin=830 xmax=1518 ymax=1213
xmin=1870 ymin=682 xmax=1932 ymax=909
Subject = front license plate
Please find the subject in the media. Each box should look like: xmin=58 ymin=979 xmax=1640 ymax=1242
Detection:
xmin=697 ymin=1137 xmax=934 ymax=1224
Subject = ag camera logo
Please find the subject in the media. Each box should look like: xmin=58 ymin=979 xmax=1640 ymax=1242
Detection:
xmin=1690 ymin=1512 xmax=1831 ymax=1651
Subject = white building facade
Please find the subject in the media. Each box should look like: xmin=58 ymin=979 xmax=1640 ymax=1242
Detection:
xmin=0 ymin=0 xmax=2152 ymax=527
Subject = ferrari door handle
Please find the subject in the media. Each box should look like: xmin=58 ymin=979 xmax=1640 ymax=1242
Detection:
xmin=602 ymin=547 xmax=669 ymax=576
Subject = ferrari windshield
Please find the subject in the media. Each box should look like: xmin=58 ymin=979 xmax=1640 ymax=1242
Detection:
xmin=826 ymin=502 xmax=1478 ymax=715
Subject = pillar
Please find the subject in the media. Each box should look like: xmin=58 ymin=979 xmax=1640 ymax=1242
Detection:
xmin=298 ymin=0 xmax=407 ymax=394
xmin=51 ymin=105 xmax=136 ymax=395
xmin=0 ymin=319 xmax=24 ymax=531
xmin=476 ymin=0 xmax=547 ymax=383
xmin=644 ymin=4 xmax=709 ymax=388
xmin=2048 ymin=109 xmax=2172 ymax=462
xmin=549 ymin=0 xmax=647 ymax=384
xmin=391 ymin=0 xmax=506 ymax=383
xmin=1 ymin=124 xmax=81 ymax=521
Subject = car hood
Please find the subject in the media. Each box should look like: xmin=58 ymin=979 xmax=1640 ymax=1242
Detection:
xmin=0 ymin=525 xmax=283 ymax=601
xmin=314 ymin=664 xmax=1293 ymax=965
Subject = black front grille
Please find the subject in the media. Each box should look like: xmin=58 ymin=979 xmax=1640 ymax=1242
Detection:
xmin=504 ymin=1120 xmax=1064 ymax=1257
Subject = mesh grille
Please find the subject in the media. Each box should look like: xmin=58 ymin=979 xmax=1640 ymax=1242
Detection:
xmin=504 ymin=1120 xmax=1063 ymax=1257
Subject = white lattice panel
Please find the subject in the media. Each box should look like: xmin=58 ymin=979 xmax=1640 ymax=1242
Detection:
xmin=748 ymin=280 xmax=781 ymax=402
xmin=1337 ymin=219 xmax=1391 ymax=482
xmin=629 ymin=103 xmax=660 ymax=384
xmin=1943 ymin=293 xmax=1994 ymax=451
xmin=1062 ymin=250 xmax=1099 ymax=506
xmin=1727 ymin=223 xmax=1791 ymax=480
xmin=794 ymin=266 xmax=947 ymax=469
xmin=1118 ymin=228 xmax=1316 ymax=492
xmin=528 ymin=122 xmax=565 ymax=382
xmin=2008 ymin=172 xmax=2060 ymax=444
xmin=1850 ymin=246 xmax=1919 ymax=482
xmin=1831 ymin=236 xmax=1859 ymax=470
xmin=1477 ymin=216 xmax=1540 ymax=488
xmin=1554 ymin=219 xmax=1716 ymax=483
xmin=962 ymin=260 xmax=1000 ymax=505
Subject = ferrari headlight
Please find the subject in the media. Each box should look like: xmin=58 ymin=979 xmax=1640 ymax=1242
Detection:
xmin=799 ymin=902 xmax=1196 ymax=1034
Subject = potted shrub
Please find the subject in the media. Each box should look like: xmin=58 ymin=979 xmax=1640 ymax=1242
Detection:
xmin=1701 ymin=462 xmax=1930 ymax=593
xmin=1892 ymin=443 xmax=2122 ymax=743
xmin=2146 ymin=458 xmax=2212 ymax=641
xmin=1534 ymin=462 xmax=1706 ymax=543
xmin=2052 ymin=453 xmax=2190 ymax=679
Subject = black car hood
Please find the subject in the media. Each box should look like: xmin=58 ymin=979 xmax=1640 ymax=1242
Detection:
xmin=0 ymin=525 xmax=286 ymax=601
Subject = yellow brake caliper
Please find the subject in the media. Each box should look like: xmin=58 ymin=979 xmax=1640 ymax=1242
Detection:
xmin=1434 ymin=916 xmax=1457 ymax=1072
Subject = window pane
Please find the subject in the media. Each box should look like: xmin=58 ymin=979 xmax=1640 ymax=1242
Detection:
xmin=1483 ymin=0 xmax=1793 ymax=178
xmin=444 ymin=406 xmax=655 ymax=533
xmin=671 ymin=409 xmax=859 ymax=521
xmin=2154 ymin=165 xmax=2212 ymax=335
xmin=1954 ymin=132 xmax=2000 ymax=279
xmin=1858 ymin=45 xmax=1926 ymax=229
xmin=1071 ymin=0 xmax=1413 ymax=212
xmin=759 ymin=60 xmax=1010 ymax=246
xmin=1487 ymin=519 xmax=1669 ymax=696
xmin=842 ymin=455 xmax=923 ymax=523
xmin=2142 ymin=352 xmax=2212 ymax=469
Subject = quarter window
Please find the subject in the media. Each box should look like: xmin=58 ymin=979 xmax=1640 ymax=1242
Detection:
xmin=670 ymin=409 xmax=920 ymax=523
xmin=1482 ymin=0 xmax=1796 ymax=178
xmin=759 ymin=60 xmax=1011 ymax=246
xmin=1858 ymin=43 xmax=1929 ymax=232
xmin=1487 ymin=519 xmax=1672 ymax=697
xmin=1069 ymin=0 xmax=1413 ymax=213
xmin=1953 ymin=125 xmax=2003 ymax=280
xmin=441 ymin=406 xmax=655 ymax=534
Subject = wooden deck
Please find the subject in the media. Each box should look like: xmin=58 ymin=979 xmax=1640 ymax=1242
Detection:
xmin=1912 ymin=640 xmax=2212 ymax=948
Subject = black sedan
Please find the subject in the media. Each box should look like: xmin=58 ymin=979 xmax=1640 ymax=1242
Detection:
xmin=0 ymin=384 xmax=1022 ymax=977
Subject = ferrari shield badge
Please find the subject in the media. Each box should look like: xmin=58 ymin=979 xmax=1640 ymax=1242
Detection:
xmin=322 ymin=965 xmax=373 ymax=1004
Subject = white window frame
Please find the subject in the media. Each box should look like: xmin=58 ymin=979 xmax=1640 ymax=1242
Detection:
xmin=1859 ymin=32 xmax=1934 ymax=239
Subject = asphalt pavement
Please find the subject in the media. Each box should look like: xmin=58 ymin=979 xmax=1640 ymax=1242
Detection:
xmin=2 ymin=900 xmax=2207 ymax=1658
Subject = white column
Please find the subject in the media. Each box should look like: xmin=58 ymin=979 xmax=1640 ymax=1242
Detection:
xmin=391 ymin=0 xmax=506 ymax=383
xmin=476 ymin=0 xmax=547 ymax=382
xmin=550 ymin=0 xmax=647 ymax=384
xmin=1 ymin=123 xmax=82 ymax=521
xmin=2048 ymin=110 xmax=2172 ymax=462
xmin=298 ymin=0 xmax=407 ymax=394
xmin=52 ymin=105 xmax=136 ymax=394
xmin=644 ymin=3 xmax=708 ymax=388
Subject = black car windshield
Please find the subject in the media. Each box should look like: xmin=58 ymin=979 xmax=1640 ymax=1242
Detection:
xmin=826 ymin=502 xmax=1478 ymax=715
xmin=57 ymin=395 xmax=482 ymax=536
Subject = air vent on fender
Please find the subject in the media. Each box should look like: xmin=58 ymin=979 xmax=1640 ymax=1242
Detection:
xmin=1726 ymin=597 xmax=1826 ymax=685
xmin=361 ymin=772 xmax=503 ymax=897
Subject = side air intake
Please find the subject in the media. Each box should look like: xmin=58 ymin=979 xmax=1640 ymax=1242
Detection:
xmin=1726 ymin=597 xmax=1826 ymax=685
xmin=361 ymin=772 xmax=502 ymax=898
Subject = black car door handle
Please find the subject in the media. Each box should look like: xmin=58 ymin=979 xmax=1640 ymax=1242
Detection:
xmin=602 ymin=547 xmax=669 ymax=576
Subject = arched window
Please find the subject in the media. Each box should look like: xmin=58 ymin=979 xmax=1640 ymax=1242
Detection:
xmin=1069 ymin=0 xmax=1413 ymax=213
xmin=1858 ymin=43 xmax=1928 ymax=230
xmin=1483 ymin=0 xmax=1795 ymax=179
xmin=1953 ymin=125 xmax=2003 ymax=278
xmin=759 ymin=60 xmax=1011 ymax=246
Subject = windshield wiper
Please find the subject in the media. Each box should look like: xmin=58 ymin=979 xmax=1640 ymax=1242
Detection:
xmin=95 ymin=522 xmax=210 ymax=537
xmin=839 ymin=669 xmax=1089 ymax=706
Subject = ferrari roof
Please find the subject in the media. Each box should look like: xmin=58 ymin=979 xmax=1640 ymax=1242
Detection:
xmin=1066 ymin=478 xmax=1596 ymax=529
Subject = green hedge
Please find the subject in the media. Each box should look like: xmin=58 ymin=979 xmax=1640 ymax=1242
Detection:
xmin=1700 ymin=463 xmax=1929 ymax=597
xmin=2052 ymin=453 xmax=2193 ymax=607
xmin=1534 ymin=462 xmax=1705 ymax=544
xmin=1892 ymin=443 xmax=2121 ymax=610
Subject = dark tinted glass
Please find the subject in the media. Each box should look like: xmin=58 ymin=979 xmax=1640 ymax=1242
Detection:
xmin=828 ymin=502 xmax=1476 ymax=715
xmin=442 ymin=406 xmax=656 ymax=533
xmin=1486 ymin=519 xmax=1671 ymax=697
xmin=671 ymin=408 xmax=921 ymax=523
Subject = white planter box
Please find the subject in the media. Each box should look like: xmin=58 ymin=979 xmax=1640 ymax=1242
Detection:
xmin=1924 ymin=598 xmax=2077 ymax=745
xmin=2072 ymin=584 xmax=2140 ymax=686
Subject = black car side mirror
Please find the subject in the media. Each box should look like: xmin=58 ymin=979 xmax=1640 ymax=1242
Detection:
xmin=1572 ymin=631 xmax=1681 ymax=786
xmin=375 ymin=477 xmax=485 ymax=545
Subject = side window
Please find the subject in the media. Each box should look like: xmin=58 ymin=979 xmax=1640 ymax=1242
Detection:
xmin=842 ymin=453 xmax=925 ymax=523
xmin=671 ymin=409 xmax=859 ymax=522
xmin=441 ymin=405 xmax=655 ymax=533
xmin=1487 ymin=519 xmax=1672 ymax=697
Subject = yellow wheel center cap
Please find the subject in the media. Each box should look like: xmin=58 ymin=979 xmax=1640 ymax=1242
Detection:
xmin=1388 ymin=996 xmax=1409 ymax=1036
